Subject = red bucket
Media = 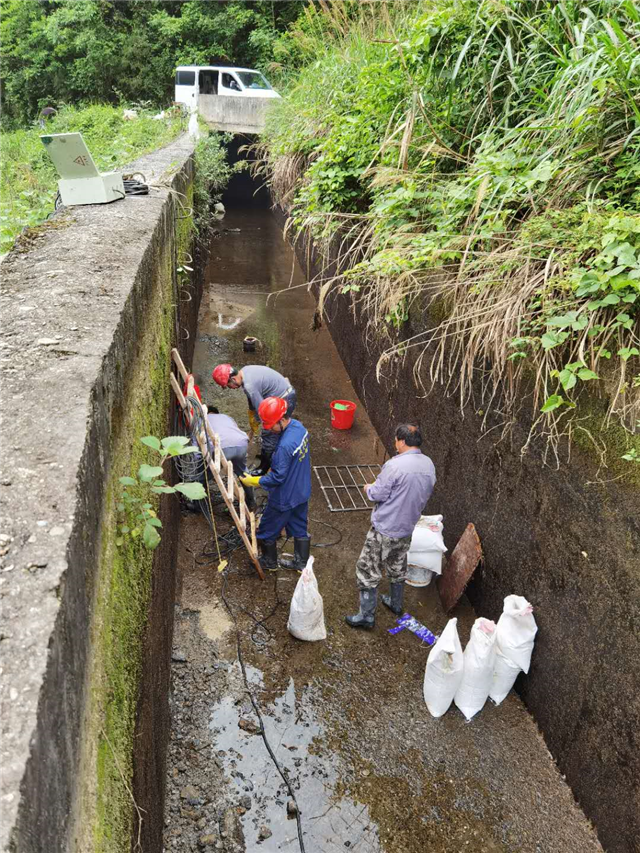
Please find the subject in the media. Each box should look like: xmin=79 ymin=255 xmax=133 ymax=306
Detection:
xmin=330 ymin=399 xmax=357 ymax=430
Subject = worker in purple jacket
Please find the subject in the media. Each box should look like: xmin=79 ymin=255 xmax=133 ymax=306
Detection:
xmin=346 ymin=424 xmax=436 ymax=630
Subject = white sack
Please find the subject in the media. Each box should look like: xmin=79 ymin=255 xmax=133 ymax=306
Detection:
xmin=495 ymin=595 xmax=537 ymax=673
xmin=287 ymin=557 xmax=326 ymax=642
xmin=490 ymin=650 xmax=521 ymax=705
xmin=423 ymin=618 xmax=464 ymax=718
xmin=407 ymin=551 xmax=443 ymax=573
xmin=454 ymin=618 xmax=497 ymax=720
xmin=408 ymin=514 xmax=447 ymax=575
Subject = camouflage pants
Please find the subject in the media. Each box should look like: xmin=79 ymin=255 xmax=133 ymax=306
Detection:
xmin=355 ymin=526 xmax=411 ymax=590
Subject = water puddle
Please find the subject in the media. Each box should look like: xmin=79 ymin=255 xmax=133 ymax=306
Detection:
xmin=209 ymin=665 xmax=381 ymax=851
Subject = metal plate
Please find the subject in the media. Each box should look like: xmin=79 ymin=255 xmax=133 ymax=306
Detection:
xmin=313 ymin=464 xmax=382 ymax=512
xmin=437 ymin=523 xmax=483 ymax=612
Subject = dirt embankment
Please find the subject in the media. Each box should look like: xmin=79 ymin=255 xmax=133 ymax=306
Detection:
xmin=283 ymin=220 xmax=640 ymax=853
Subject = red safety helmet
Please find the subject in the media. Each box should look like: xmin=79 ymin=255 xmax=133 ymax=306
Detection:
xmin=259 ymin=396 xmax=287 ymax=430
xmin=212 ymin=363 xmax=235 ymax=387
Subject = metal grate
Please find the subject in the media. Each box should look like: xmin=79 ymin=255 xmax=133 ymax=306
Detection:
xmin=313 ymin=464 xmax=382 ymax=512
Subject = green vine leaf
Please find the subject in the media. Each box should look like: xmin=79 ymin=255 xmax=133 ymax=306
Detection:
xmin=160 ymin=436 xmax=193 ymax=458
xmin=175 ymin=482 xmax=207 ymax=500
xmin=140 ymin=436 xmax=161 ymax=452
xmin=541 ymin=331 xmax=568 ymax=350
xmin=618 ymin=347 xmax=639 ymax=361
xmin=557 ymin=370 xmax=577 ymax=391
xmin=577 ymin=368 xmax=598 ymax=381
xmin=138 ymin=464 xmax=164 ymax=482
xmin=119 ymin=476 xmax=137 ymax=486
xmin=546 ymin=311 xmax=579 ymax=329
xmin=541 ymin=394 xmax=565 ymax=413
xmin=143 ymin=522 xmax=161 ymax=550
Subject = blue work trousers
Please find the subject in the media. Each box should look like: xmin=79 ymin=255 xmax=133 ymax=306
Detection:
xmin=257 ymin=499 xmax=308 ymax=543
xmin=261 ymin=389 xmax=297 ymax=455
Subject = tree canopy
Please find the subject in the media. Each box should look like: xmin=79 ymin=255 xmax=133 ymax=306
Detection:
xmin=0 ymin=0 xmax=300 ymax=126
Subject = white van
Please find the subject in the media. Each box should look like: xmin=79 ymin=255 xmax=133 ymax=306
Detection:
xmin=174 ymin=66 xmax=281 ymax=108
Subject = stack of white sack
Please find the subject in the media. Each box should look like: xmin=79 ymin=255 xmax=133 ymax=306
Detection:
xmin=406 ymin=514 xmax=447 ymax=587
xmin=287 ymin=557 xmax=327 ymax=642
xmin=454 ymin=618 xmax=497 ymax=720
xmin=423 ymin=618 xmax=464 ymax=717
xmin=490 ymin=595 xmax=538 ymax=705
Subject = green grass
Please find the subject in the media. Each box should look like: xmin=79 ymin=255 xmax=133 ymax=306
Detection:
xmin=0 ymin=103 xmax=186 ymax=254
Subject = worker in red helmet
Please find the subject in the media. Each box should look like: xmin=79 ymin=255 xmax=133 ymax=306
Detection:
xmin=240 ymin=397 xmax=311 ymax=572
xmin=212 ymin=364 xmax=296 ymax=474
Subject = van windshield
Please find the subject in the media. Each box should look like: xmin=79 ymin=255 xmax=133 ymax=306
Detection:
xmin=236 ymin=72 xmax=271 ymax=90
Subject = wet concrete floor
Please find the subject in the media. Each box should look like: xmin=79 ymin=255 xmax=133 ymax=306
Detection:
xmin=162 ymin=201 xmax=603 ymax=853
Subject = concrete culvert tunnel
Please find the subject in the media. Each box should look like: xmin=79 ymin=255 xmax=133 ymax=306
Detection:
xmin=0 ymin=135 xmax=635 ymax=853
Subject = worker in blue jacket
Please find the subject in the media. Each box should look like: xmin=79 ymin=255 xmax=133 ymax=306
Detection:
xmin=240 ymin=396 xmax=311 ymax=572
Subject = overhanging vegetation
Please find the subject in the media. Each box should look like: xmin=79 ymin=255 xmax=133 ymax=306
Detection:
xmin=258 ymin=0 xmax=640 ymax=468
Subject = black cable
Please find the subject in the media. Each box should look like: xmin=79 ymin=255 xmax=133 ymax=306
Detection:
xmin=220 ymin=557 xmax=307 ymax=853
xmin=123 ymin=178 xmax=149 ymax=196
xmin=308 ymin=517 xmax=342 ymax=548
xmin=122 ymin=172 xmax=149 ymax=196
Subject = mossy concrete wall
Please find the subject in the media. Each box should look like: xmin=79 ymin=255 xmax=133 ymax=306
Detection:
xmin=0 ymin=136 xmax=202 ymax=852
xmin=288 ymin=229 xmax=640 ymax=853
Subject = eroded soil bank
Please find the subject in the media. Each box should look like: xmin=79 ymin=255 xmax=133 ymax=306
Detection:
xmin=161 ymin=200 xmax=602 ymax=853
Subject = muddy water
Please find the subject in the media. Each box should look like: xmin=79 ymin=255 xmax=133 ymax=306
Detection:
xmin=162 ymin=201 xmax=603 ymax=853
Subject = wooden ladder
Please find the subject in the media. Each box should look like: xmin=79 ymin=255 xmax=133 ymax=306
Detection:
xmin=170 ymin=348 xmax=264 ymax=580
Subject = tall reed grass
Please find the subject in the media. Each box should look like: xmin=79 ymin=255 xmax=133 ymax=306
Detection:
xmin=260 ymin=0 xmax=640 ymax=468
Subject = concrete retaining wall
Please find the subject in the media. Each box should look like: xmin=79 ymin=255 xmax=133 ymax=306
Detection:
xmin=0 ymin=136 xmax=202 ymax=852
xmin=198 ymin=94 xmax=275 ymax=134
xmin=288 ymin=229 xmax=640 ymax=853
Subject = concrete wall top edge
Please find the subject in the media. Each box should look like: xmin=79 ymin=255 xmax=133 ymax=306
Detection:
xmin=0 ymin=134 xmax=195 ymax=848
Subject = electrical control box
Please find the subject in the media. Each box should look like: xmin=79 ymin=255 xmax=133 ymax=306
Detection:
xmin=40 ymin=132 xmax=125 ymax=206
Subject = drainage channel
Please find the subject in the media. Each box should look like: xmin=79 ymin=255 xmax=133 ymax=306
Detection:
xmin=161 ymin=193 xmax=603 ymax=853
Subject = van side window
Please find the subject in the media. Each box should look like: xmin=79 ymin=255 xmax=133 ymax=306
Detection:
xmin=176 ymin=70 xmax=196 ymax=86
xmin=221 ymin=73 xmax=241 ymax=91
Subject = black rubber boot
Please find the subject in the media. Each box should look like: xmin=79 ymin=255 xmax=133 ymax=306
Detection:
xmin=279 ymin=537 xmax=311 ymax=571
xmin=345 ymin=589 xmax=378 ymax=630
xmin=258 ymin=539 xmax=278 ymax=572
xmin=253 ymin=450 xmax=272 ymax=476
xmin=381 ymin=582 xmax=405 ymax=616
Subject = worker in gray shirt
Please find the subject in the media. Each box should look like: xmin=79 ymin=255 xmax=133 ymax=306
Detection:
xmin=212 ymin=363 xmax=297 ymax=473
xmin=346 ymin=424 xmax=436 ymax=630
xmin=197 ymin=404 xmax=256 ymax=511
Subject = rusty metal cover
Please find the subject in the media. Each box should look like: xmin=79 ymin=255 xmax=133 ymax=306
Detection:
xmin=437 ymin=523 xmax=483 ymax=613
